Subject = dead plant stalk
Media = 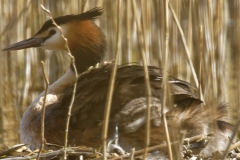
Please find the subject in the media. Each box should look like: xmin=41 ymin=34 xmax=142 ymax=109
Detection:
xmin=36 ymin=61 xmax=49 ymax=160
xmin=161 ymin=0 xmax=173 ymax=159
xmin=102 ymin=1 xmax=121 ymax=160
xmin=131 ymin=0 xmax=152 ymax=158
xmin=40 ymin=5 xmax=79 ymax=160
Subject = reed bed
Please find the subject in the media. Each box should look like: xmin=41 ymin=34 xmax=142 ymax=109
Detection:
xmin=0 ymin=0 xmax=239 ymax=159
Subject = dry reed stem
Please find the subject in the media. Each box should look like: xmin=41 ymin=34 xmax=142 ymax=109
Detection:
xmin=168 ymin=3 xmax=200 ymax=91
xmin=21 ymin=48 xmax=31 ymax=119
xmin=140 ymin=0 xmax=149 ymax=64
xmin=222 ymin=63 xmax=240 ymax=160
xmin=126 ymin=0 xmax=132 ymax=62
xmin=2 ymin=148 xmax=96 ymax=160
xmin=206 ymin=0 xmax=217 ymax=100
xmin=36 ymin=61 xmax=49 ymax=160
xmin=131 ymin=0 xmax=152 ymax=158
xmin=183 ymin=132 xmax=214 ymax=144
xmin=229 ymin=141 xmax=240 ymax=152
xmin=40 ymin=5 xmax=79 ymax=160
xmin=45 ymin=142 xmax=63 ymax=149
xmin=221 ymin=117 xmax=240 ymax=160
xmin=186 ymin=0 xmax=193 ymax=82
xmin=214 ymin=0 xmax=224 ymax=100
xmin=102 ymin=1 xmax=121 ymax=160
xmin=178 ymin=130 xmax=187 ymax=158
xmin=129 ymin=148 xmax=135 ymax=160
xmin=160 ymin=0 xmax=173 ymax=159
xmin=198 ymin=25 xmax=204 ymax=102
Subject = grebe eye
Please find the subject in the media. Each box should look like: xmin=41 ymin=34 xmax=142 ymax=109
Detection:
xmin=49 ymin=29 xmax=56 ymax=36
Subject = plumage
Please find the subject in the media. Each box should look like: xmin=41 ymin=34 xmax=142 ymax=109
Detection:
xmin=2 ymin=7 xmax=234 ymax=157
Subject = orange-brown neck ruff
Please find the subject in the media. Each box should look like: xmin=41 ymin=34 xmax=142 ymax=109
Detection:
xmin=66 ymin=20 xmax=106 ymax=73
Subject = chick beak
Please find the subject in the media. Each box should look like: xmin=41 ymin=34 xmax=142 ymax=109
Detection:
xmin=2 ymin=37 xmax=44 ymax=51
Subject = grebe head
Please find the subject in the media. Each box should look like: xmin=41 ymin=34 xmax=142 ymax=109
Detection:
xmin=3 ymin=7 xmax=107 ymax=73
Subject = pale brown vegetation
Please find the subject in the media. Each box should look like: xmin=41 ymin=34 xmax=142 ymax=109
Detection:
xmin=0 ymin=0 xmax=239 ymax=159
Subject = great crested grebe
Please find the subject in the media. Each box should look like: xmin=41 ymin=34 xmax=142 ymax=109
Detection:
xmin=3 ymin=7 xmax=234 ymax=156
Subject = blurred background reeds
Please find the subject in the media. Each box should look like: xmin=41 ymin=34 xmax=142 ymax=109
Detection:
xmin=0 ymin=0 xmax=239 ymax=149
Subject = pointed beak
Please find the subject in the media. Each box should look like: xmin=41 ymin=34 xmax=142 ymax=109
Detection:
xmin=2 ymin=37 xmax=45 ymax=51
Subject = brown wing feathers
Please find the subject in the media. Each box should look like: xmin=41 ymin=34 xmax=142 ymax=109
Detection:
xmin=50 ymin=62 xmax=199 ymax=129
